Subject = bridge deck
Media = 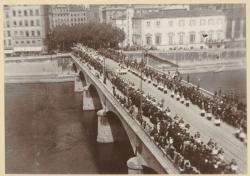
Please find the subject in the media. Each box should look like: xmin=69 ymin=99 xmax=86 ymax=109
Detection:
xmin=103 ymin=57 xmax=247 ymax=173
xmin=70 ymin=54 xmax=180 ymax=174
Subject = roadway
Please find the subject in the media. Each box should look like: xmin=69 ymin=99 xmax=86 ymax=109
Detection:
xmin=102 ymin=56 xmax=247 ymax=173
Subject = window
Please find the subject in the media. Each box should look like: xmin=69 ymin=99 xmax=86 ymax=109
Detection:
xmin=25 ymin=20 xmax=28 ymax=26
xmin=200 ymin=19 xmax=206 ymax=26
xmin=146 ymin=35 xmax=152 ymax=45
xmin=36 ymin=19 xmax=40 ymax=26
xmin=179 ymin=32 xmax=184 ymax=44
xmin=26 ymin=31 xmax=29 ymax=37
xmin=32 ymin=40 xmax=35 ymax=44
xmin=8 ymin=39 xmax=11 ymax=45
xmin=5 ymin=12 xmax=9 ymax=18
xmin=31 ymin=31 xmax=35 ymax=36
xmin=189 ymin=19 xmax=196 ymax=26
xmin=216 ymin=31 xmax=222 ymax=40
xmin=30 ymin=10 xmax=33 ymax=16
xmin=18 ymin=10 xmax=21 ymax=15
xmin=217 ymin=19 xmax=222 ymax=25
xmin=190 ymin=32 xmax=196 ymax=44
xmin=179 ymin=20 xmax=185 ymax=27
xmin=27 ymin=40 xmax=30 ymax=44
xmin=37 ymin=30 xmax=40 ymax=36
xmin=19 ymin=21 xmax=23 ymax=26
xmin=16 ymin=41 xmax=19 ymax=44
xmin=200 ymin=32 xmax=206 ymax=42
xmin=155 ymin=35 xmax=161 ymax=45
xmin=31 ymin=20 xmax=34 ymax=26
xmin=168 ymin=20 xmax=173 ymax=27
xmin=168 ymin=33 xmax=174 ymax=45
xmin=13 ymin=10 xmax=16 ymax=16
xmin=208 ymin=31 xmax=213 ymax=40
xmin=7 ymin=31 xmax=11 ymax=37
xmin=21 ymin=40 xmax=24 ymax=44
xmin=146 ymin=21 xmax=150 ymax=27
xmin=156 ymin=21 xmax=160 ymax=27
xmin=13 ymin=21 xmax=17 ymax=26
xmin=24 ymin=10 xmax=27 ymax=16
xmin=208 ymin=19 xmax=214 ymax=25
xmin=20 ymin=31 xmax=23 ymax=36
xmin=6 ymin=21 xmax=10 ymax=27
xmin=35 ymin=9 xmax=39 ymax=16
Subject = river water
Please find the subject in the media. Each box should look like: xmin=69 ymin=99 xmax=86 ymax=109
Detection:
xmin=182 ymin=69 xmax=246 ymax=103
xmin=5 ymin=82 xmax=134 ymax=174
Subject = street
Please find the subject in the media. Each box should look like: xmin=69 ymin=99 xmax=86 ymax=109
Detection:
xmin=103 ymin=57 xmax=247 ymax=173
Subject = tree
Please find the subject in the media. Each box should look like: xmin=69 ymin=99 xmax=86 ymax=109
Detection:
xmin=49 ymin=23 xmax=126 ymax=51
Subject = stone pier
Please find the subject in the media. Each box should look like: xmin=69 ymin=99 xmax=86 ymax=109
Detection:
xmin=74 ymin=75 xmax=84 ymax=92
xmin=97 ymin=109 xmax=114 ymax=143
xmin=82 ymin=86 xmax=96 ymax=110
xmin=127 ymin=156 xmax=143 ymax=174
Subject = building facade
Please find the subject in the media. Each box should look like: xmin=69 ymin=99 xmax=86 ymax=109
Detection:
xmin=114 ymin=8 xmax=226 ymax=50
xmin=86 ymin=5 xmax=102 ymax=23
xmin=48 ymin=5 xmax=88 ymax=29
xmin=190 ymin=4 xmax=246 ymax=48
xmin=4 ymin=5 xmax=49 ymax=55
xmin=100 ymin=4 xmax=189 ymax=24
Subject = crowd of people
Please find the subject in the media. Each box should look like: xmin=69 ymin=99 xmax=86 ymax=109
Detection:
xmin=98 ymin=48 xmax=247 ymax=137
xmin=72 ymin=45 xmax=240 ymax=174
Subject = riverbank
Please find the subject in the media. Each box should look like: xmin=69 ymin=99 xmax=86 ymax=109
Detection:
xmin=5 ymin=74 xmax=75 ymax=84
xmin=159 ymin=62 xmax=246 ymax=74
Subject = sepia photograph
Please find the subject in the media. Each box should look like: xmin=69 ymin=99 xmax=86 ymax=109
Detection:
xmin=3 ymin=2 xmax=247 ymax=174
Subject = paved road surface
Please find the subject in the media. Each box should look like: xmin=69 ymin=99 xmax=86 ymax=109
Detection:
xmin=103 ymin=57 xmax=247 ymax=173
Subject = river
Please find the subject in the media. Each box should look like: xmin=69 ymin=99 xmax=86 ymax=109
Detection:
xmin=5 ymin=82 xmax=134 ymax=174
xmin=181 ymin=69 xmax=246 ymax=103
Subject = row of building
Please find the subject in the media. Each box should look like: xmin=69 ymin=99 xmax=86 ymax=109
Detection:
xmin=3 ymin=4 xmax=246 ymax=55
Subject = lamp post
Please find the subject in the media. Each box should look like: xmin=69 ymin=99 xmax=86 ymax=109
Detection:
xmin=103 ymin=51 xmax=106 ymax=84
xmin=138 ymin=48 xmax=147 ymax=120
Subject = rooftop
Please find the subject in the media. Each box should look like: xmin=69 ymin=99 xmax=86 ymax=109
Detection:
xmin=69 ymin=5 xmax=86 ymax=12
xmin=133 ymin=9 xmax=225 ymax=19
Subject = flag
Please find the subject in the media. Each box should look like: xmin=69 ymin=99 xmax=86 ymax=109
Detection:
xmin=202 ymin=34 xmax=208 ymax=38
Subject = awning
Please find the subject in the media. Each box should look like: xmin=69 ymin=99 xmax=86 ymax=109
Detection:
xmin=14 ymin=46 xmax=43 ymax=52
xmin=4 ymin=50 xmax=13 ymax=54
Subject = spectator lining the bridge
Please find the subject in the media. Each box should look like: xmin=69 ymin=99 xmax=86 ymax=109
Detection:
xmin=72 ymin=44 xmax=241 ymax=174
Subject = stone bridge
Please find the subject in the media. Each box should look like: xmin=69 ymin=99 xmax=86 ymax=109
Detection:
xmin=69 ymin=53 xmax=180 ymax=174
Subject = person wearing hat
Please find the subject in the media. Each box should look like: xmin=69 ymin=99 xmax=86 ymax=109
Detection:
xmin=184 ymin=160 xmax=191 ymax=173
xmin=230 ymin=159 xmax=238 ymax=173
xmin=176 ymin=92 xmax=180 ymax=101
xmin=214 ymin=115 xmax=221 ymax=126
xmin=186 ymin=98 xmax=190 ymax=107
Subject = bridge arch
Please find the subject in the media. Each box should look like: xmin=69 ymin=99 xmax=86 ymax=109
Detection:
xmin=79 ymin=71 xmax=87 ymax=87
xmin=88 ymin=84 xmax=103 ymax=110
xmin=142 ymin=165 xmax=158 ymax=174
xmin=72 ymin=63 xmax=78 ymax=73
xmin=106 ymin=111 xmax=132 ymax=142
